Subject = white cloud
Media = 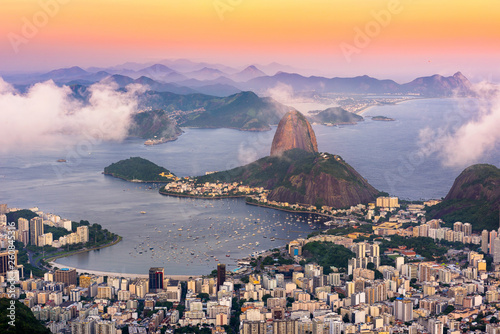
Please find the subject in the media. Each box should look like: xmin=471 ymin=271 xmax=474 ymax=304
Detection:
xmin=418 ymin=82 xmax=500 ymax=167
xmin=0 ymin=79 xmax=144 ymax=152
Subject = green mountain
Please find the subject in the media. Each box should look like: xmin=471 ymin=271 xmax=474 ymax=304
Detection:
xmin=309 ymin=107 xmax=364 ymax=125
xmin=426 ymin=164 xmax=500 ymax=231
xmin=139 ymin=91 xmax=291 ymax=131
xmin=6 ymin=210 xmax=38 ymax=227
xmin=197 ymin=149 xmax=379 ymax=208
xmin=0 ymin=298 xmax=51 ymax=334
xmin=104 ymin=157 xmax=176 ymax=182
xmin=129 ymin=110 xmax=183 ymax=144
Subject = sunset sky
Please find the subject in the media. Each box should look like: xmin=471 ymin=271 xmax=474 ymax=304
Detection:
xmin=1 ymin=0 xmax=499 ymax=81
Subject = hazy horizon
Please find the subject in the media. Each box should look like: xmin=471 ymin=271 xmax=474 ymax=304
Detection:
xmin=1 ymin=0 xmax=499 ymax=82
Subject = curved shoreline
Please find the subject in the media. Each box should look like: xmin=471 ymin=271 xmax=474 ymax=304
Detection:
xmin=245 ymin=200 xmax=335 ymax=219
xmin=46 ymin=262 xmax=201 ymax=281
xmin=356 ymin=97 xmax=435 ymax=116
xmin=103 ymin=173 xmax=173 ymax=183
xmin=47 ymin=236 xmax=122 ymax=264
xmin=159 ymin=190 xmax=248 ymax=200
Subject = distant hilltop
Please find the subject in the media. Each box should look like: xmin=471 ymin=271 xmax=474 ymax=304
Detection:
xmin=426 ymin=164 xmax=500 ymax=231
xmin=104 ymin=157 xmax=177 ymax=183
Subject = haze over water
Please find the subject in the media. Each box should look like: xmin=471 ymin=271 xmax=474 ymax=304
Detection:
xmin=1 ymin=98 xmax=499 ymax=275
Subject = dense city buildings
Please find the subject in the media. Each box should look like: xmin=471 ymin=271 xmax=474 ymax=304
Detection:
xmin=1 ymin=199 xmax=500 ymax=333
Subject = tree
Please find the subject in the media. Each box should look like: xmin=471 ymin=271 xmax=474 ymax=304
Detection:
xmin=373 ymin=270 xmax=383 ymax=280
xmin=443 ymin=305 xmax=455 ymax=315
xmin=197 ymin=293 xmax=210 ymax=303
xmin=262 ymin=294 xmax=272 ymax=306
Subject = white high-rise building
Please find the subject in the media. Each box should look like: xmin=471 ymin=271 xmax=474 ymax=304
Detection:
xmin=395 ymin=257 xmax=405 ymax=272
xmin=493 ymin=238 xmax=500 ymax=263
xmin=463 ymin=223 xmax=472 ymax=236
xmin=482 ymin=230 xmax=489 ymax=253
xmin=395 ymin=299 xmax=413 ymax=322
xmin=77 ymin=226 xmax=89 ymax=244
xmin=490 ymin=230 xmax=498 ymax=254
xmin=429 ymin=319 xmax=444 ymax=334
xmin=329 ymin=320 xmax=343 ymax=334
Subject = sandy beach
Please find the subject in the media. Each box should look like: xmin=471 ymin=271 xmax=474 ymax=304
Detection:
xmin=49 ymin=262 xmax=202 ymax=280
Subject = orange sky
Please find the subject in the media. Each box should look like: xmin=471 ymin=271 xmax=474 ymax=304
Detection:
xmin=1 ymin=0 xmax=499 ymax=80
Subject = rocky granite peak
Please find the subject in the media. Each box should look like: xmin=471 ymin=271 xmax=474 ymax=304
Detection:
xmin=270 ymin=110 xmax=318 ymax=156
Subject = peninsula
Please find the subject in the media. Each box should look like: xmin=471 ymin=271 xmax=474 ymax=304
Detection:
xmin=103 ymin=157 xmax=177 ymax=182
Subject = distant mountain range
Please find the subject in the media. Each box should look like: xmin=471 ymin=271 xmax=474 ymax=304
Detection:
xmin=3 ymin=60 xmax=475 ymax=98
xmin=1 ymin=60 xmax=476 ymax=144
xmin=69 ymin=84 xmax=292 ymax=133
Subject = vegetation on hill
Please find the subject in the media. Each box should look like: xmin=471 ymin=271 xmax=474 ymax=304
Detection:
xmin=0 ymin=298 xmax=51 ymax=334
xmin=138 ymin=91 xmax=291 ymax=131
xmin=301 ymin=241 xmax=355 ymax=273
xmin=181 ymin=91 xmax=289 ymax=130
xmin=426 ymin=164 xmax=500 ymax=231
xmin=197 ymin=149 xmax=378 ymax=208
xmin=43 ymin=225 xmax=71 ymax=240
xmin=309 ymin=107 xmax=364 ymax=125
xmin=6 ymin=210 xmax=38 ymax=227
xmin=426 ymin=199 xmax=498 ymax=231
xmin=198 ymin=149 xmax=360 ymax=186
xmin=379 ymin=235 xmax=480 ymax=261
xmin=104 ymin=157 xmax=176 ymax=182
xmin=129 ymin=110 xmax=183 ymax=142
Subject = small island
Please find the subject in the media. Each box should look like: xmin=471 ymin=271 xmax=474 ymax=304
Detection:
xmin=371 ymin=115 xmax=395 ymax=121
xmin=308 ymin=107 xmax=364 ymax=125
xmin=103 ymin=157 xmax=178 ymax=182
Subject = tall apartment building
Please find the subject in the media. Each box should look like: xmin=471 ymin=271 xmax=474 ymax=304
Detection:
xmin=395 ymin=298 xmax=413 ymax=322
xmin=54 ymin=268 xmax=77 ymax=286
xmin=241 ymin=320 xmax=266 ymax=334
xmin=77 ymin=226 xmax=89 ymax=244
xmin=96 ymin=320 xmax=116 ymax=334
xmin=29 ymin=217 xmax=43 ymax=246
xmin=217 ymin=263 xmax=226 ymax=291
xmin=463 ymin=223 xmax=472 ymax=236
xmin=482 ymin=230 xmax=489 ymax=253
xmin=149 ymin=267 xmax=164 ymax=292
xmin=376 ymin=197 xmax=399 ymax=208
xmin=0 ymin=250 xmax=18 ymax=277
